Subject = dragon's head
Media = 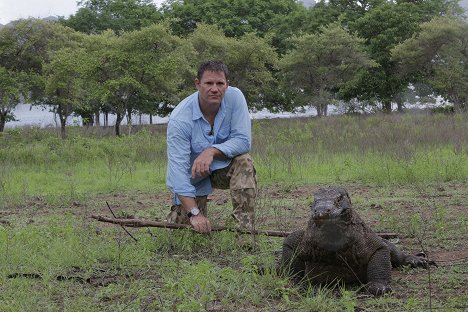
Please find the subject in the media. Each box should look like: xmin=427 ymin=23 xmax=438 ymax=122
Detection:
xmin=311 ymin=187 xmax=352 ymax=224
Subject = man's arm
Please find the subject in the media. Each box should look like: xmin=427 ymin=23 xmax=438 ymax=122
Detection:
xmin=191 ymin=147 xmax=225 ymax=179
xmin=212 ymin=87 xmax=251 ymax=158
xmin=166 ymin=119 xmax=196 ymax=197
xmin=167 ymin=119 xmax=212 ymax=233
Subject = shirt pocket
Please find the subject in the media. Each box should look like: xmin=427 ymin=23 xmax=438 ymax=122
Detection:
xmin=192 ymin=141 xmax=210 ymax=154
xmin=217 ymin=127 xmax=230 ymax=142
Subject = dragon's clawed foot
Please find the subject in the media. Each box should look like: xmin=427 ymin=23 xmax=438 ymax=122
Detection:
xmin=365 ymin=281 xmax=392 ymax=296
xmin=405 ymin=252 xmax=438 ymax=268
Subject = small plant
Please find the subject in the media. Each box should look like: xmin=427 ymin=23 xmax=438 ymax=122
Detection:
xmin=0 ymin=113 xmax=466 ymax=310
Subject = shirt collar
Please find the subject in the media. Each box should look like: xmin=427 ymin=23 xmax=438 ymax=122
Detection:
xmin=192 ymin=91 xmax=203 ymax=121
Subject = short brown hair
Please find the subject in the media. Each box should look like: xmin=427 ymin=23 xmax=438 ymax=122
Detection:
xmin=197 ymin=60 xmax=229 ymax=81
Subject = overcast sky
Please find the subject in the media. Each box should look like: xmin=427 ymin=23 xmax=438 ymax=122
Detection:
xmin=1 ymin=0 xmax=466 ymax=25
xmin=0 ymin=0 xmax=165 ymax=24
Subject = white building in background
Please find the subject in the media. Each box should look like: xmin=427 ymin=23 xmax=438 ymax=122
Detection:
xmin=302 ymin=0 xmax=316 ymax=8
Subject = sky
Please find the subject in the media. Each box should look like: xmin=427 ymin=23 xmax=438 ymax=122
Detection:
xmin=0 ymin=0 xmax=166 ymax=25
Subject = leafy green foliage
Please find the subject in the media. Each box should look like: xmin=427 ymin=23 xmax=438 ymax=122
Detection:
xmin=61 ymin=0 xmax=162 ymax=34
xmin=43 ymin=47 xmax=91 ymax=138
xmin=392 ymin=16 xmax=468 ymax=112
xmin=2 ymin=0 xmax=467 ymax=135
xmin=342 ymin=0 xmax=463 ymax=112
xmin=162 ymin=0 xmax=303 ymax=38
xmin=0 ymin=67 xmax=22 ymax=131
xmin=79 ymin=24 xmax=193 ymax=135
xmin=280 ymin=23 xmax=376 ymax=116
xmin=0 ymin=19 xmax=84 ymax=133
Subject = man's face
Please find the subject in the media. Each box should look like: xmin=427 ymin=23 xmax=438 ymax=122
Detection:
xmin=195 ymin=70 xmax=228 ymax=109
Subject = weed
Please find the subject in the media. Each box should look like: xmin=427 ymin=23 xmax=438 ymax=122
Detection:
xmin=0 ymin=114 xmax=466 ymax=310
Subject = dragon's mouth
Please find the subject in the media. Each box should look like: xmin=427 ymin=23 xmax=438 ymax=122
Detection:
xmin=313 ymin=216 xmax=340 ymax=228
xmin=313 ymin=211 xmax=351 ymax=226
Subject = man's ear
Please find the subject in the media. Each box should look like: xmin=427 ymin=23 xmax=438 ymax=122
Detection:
xmin=194 ymin=78 xmax=200 ymax=89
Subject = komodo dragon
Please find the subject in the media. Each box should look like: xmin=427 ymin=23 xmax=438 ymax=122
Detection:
xmin=279 ymin=187 xmax=435 ymax=296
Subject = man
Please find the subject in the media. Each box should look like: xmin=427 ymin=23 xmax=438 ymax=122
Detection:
xmin=166 ymin=60 xmax=257 ymax=234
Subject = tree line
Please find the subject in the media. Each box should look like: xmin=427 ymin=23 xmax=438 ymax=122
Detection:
xmin=0 ymin=0 xmax=466 ymax=137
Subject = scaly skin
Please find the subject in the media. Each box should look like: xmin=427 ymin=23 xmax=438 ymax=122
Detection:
xmin=279 ymin=187 xmax=435 ymax=296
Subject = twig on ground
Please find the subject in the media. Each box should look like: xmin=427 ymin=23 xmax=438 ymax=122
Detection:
xmin=91 ymin=214 xmax=398 ymax=239
xmin=105 ymin=202 xmax=138 ymax=242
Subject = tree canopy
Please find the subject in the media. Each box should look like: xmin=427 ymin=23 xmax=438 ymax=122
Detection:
xmin=280 ymin=23 xmax=377 ymax=116
xmin=60 ymin=0 xmax=162 ymax=34
xmin=2 ymin=0 xmax=467 ymax=134
xmin=392 ymin=16 xmax=468 ymax=112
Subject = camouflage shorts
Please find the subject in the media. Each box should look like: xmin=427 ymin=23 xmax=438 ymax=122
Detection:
xmin=166 ymin=153 xmax=257 ymax=230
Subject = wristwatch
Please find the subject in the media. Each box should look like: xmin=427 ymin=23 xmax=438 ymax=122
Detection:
xmin=187 ymin=207 xmax=200 ymax=218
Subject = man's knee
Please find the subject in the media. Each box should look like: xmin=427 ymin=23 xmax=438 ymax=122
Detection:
xmin=229 ymin=153 xmax=256 ymax=190
xmin=231 ymin=188 xmax=256 ymax=230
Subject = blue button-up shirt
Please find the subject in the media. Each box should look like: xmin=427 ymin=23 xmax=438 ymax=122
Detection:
xmin=166 ymin=86 xmax=251 ymax=204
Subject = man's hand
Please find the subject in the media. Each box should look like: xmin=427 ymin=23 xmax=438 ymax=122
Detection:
xmin=191 ymin=148 xmax=217 ymax=178
xmin=190 ymin=214 xmax=212 ymax=233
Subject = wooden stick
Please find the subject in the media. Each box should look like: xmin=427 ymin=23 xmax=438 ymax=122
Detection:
xmin=106 ymin=201 xmax=138 ymax=242
xmin=91 ymin=214 xmax=398 ymax=239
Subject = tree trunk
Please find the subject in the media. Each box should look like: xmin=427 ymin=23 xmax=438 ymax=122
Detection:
xmin=104 ymin=112 xmax=109 ymax=127
xmin=115 ymin=113 xmax=123 ymax=136
xmin=126 ymin=108 xmax=133 ymax=135
xmin=395 ymin=94 xmax=404 ymax=113
xmin=81 ymin=111 xmax=94 ymax=127
xmin=149 ymin=113 xmax=153 ymax=125
xmin=59 ymin=114 xmax=67 ymax=139
xmin=94 ymin=111 xmax=100 ymax=127
xmin=0 ymin=112 xmax=6 ymax=132
xmin=453 ymin=98 xmax=467 ymax=113
xmin=382 ymin=100 xmax=392 ymax=113
xmin=316 ymin=104 xmax=323 ymax=117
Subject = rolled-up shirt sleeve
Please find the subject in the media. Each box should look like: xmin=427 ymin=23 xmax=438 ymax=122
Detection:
xmin=212 ymin=88 xmax=251 ymax=158
xmin=166 ymin=119 xmax=196 ymax=198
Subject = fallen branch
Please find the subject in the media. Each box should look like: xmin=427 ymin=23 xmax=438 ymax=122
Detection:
xmin=91 ymin=215 xmax=398 ymax=239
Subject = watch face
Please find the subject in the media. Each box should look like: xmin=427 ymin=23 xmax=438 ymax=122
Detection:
xmin=190 ymin=207 xmax=200 ymax=216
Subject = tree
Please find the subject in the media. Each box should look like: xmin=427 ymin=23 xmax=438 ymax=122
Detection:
xmin=0 ymin=67 xmax=21 ymax=132
xmin=225 ymin=33 xmax=279 ymax=110
xmin=76 ymin=30 xmax=118 ymax=127
xmin=83 ymin=24 xmax=193 ymax=136
xmin=392 ymin=16 xmax=468 ymax=112
xmin=162 ymin=0 xmax=299 ymax=36
xmin=116 ymin=23 xmax=194 ymax=134
xmin=61 ymin=0 xmax=162 ymax=34
xmin=43 ymin=47 xmax=90 ymax=138
xmin=162 ymin=0 xmax=304 ymax=48
xmin=0 ymin=19 xmax=81 ymax=131
xmin=280 ymin=23 xmax=376 ymax=116
xmin=343 ymin=0 xmax=463 ymax=112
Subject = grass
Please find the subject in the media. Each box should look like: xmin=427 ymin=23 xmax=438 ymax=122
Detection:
xmin=0 ymin=112 xmax=467 ymax=311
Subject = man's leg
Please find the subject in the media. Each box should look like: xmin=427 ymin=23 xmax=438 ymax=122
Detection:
xmin=165 ymin=196 xmax=208 ymax=224
xmin=211 ymin=153 xmax=257 ymax=230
